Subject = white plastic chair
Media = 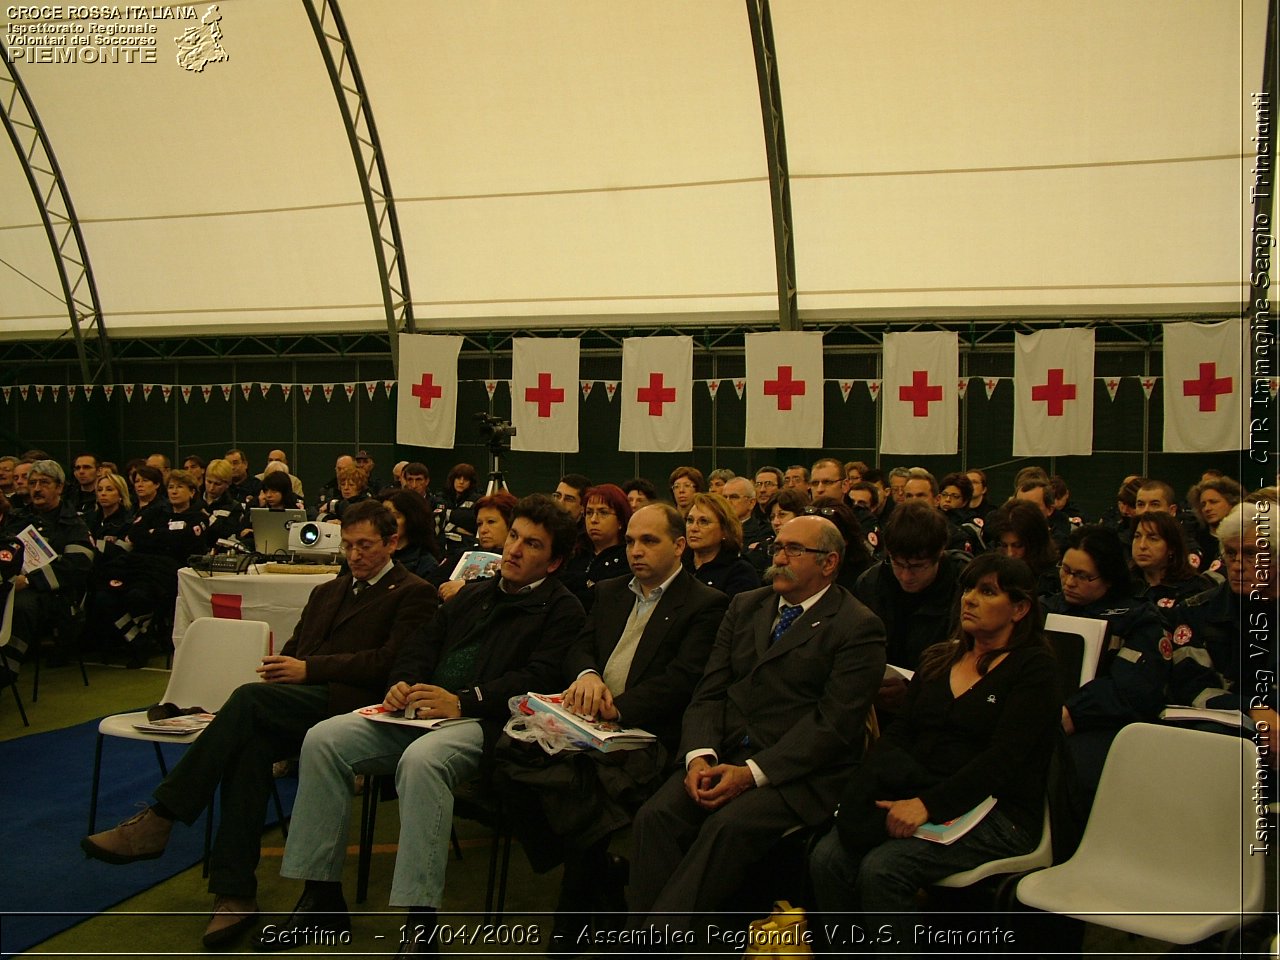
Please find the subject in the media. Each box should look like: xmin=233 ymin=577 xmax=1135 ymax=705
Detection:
xmin=87 ymin=617 xmax=271 ymax=834
xmin=933 ymin=800 xmax=1052 ymax=908
xmin=1016 ymin=723 xmax=1266 ymax=945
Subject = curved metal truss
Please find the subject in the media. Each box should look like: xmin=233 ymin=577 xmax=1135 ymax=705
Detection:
xmin=0 ymin=45 xmax=114 ymax=385
xmin=301 ymin=0 xmax=416 ymax=374
xmin=745 ymin=0 xmax=798 ymax=332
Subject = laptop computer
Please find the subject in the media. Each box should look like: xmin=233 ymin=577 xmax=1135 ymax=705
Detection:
xmin=250 ymin=507 xmax=307 ymax=559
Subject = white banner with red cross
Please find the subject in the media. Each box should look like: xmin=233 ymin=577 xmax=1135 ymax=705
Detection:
xmin=1013 ymin=328 xmax=1095 ymax=457
xmin=744 ymin=332 xmax=825 ymax=449
xmin=1162 ymin=319 xmax=1246 ymax=453
xmin=511 ymin=338 xmax=579 ymax=453
xmin=619 ymin=336 xmax=693 ymax=452
xmin=396 ymin=334 xmax=462 ymax=448
xmin=880 ymin=331 xmax=959 ymax=455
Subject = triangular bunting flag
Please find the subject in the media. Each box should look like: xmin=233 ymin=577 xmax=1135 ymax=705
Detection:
xmin=1 ymin=387 xmax=9 ymax=403
xmin=122 ymin=384 xmax=134 ymax=402
xmin=281 ymin=384 xmax=292 ymax=402
xmin=67 ymin=385 xmax=77 ymax=402
xmin=103 ymin=384 xmax=114 ymax=401
xmin=240 ymin=383 xmax=253 ymax=401
xmin=301 ymin=384 xmax=314 ymax=403
xmin=706 ymin=379 xmax=721 ymax=398
xmin=81 ymin=384 xmax=93 ymax=401
xmin=161 ymin=384 xmax=174 ymax=403
xmin=866 ymin=379 xmax=882 ymax=402
xmin=181 ymin=385 xmax=193 ymax=403
xmin=1104 ymin=377 xmax=1121 ymax=401
xmin=260 ymin=383 xmax=272 ymax=399
xmin=142 ymin=384 xmax=155 ymax=401
xmin=604 ymin=380 xmax=619 ymax=401
xmin=956 ymin=378 xmax=969 ymax=400
xmin=839 ymin=381 xmax=854 ymax=402
xmin=365 ymin=381 xmax=377 ymax=400
xmin=484 ymin=380 xmax=498 ymax=400
xmin=35 ymin=385 xmax=46 ymax=402
xmin=733 ymin=379 xmax=746 ymax=400
xmin=18 ymin=385 xmax=29 ymax=402
xmin=200 ymin=385 xmax=213 ymax=402
xmin=322 ymin=384 xmax=336 ymax=402
xmin=983 ymin=378 xmax=1000 ymax=400
xmin=343 ymin=383 xmax=357 ymax=401
xmin=1140 ymin=376 xmax=1157 ymax=399
xmin=220 ymin=384 xmax=233 ymax=401
xmin=581 ymin=380 xmax=593 ymax=401
xmin=383 ymin=379 xmax=395 ymax=397
xmin=51 ymin=384 xmax=62 ymax=401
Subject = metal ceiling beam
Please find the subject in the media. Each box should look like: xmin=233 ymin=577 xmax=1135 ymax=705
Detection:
xmin=745 ymin=0 xmax=799 ymax=332
xmin=0 ymin=45 xmax=114 ymax=385
xmin=301 ymin=0 xmax=415 ymax=375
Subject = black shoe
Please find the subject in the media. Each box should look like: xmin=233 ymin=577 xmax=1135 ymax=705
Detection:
xmin=253 ymin=889 xmax=350 ymax=952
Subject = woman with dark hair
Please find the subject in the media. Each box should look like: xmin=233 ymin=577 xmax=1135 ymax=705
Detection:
xmin=379 ymin=489 xmax=440 ymax=580
xmin=810 ymin=553 xmax=1060 ymax=935
xmin=937 ymin=472 xmax=976 ymax=523
xmin=748 ymin=487 xmax=814 ymax=570
xmin=258 ymin=470 xmax=303 ymax=511
xmin=622 ymin=477 xmax=658 ymax=511
xmin=682 ymin=491 xmax=759 ymax=598
xmin=439 ymin=462 xmax=479 ymax=547
xmin=668 ymin=466 xmax=706 ymax=518
xmin=435 ymin=491 xmax=517 ymax=600
xmin=132 ymin=464 xmax=165 ymax=512
xmin=1046 ymin=524 xmax=1166 ymax=816
xmin=806 ymin=497 xmax=874 ymax=591
xmin=560 ymin=483 xmax=634 ymax=610
xmin=985 ymin=499 xmax=1059 ymax=596
xmin=1129 ymin=511 xmax=1216 ymax=617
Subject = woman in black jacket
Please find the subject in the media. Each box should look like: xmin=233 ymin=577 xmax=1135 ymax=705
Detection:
xmin=681 ymin=492 xmax=760 ymax=598
xmin=380 ymin=489 xmax=441 ymax=580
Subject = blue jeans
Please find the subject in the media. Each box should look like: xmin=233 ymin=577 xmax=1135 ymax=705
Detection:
xmin=809 ymin=807 xmax=1033 ymax=916
xmin=279 ymin=712 xmax=484 ymax=908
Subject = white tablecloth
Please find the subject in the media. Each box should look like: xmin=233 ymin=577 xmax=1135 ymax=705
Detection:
xmin=173 ymin=564 xmax=337 ymax=652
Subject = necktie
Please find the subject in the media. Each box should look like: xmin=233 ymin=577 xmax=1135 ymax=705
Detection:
xmin=770 ymin=603 xmax=803 ymax=645
xmin=352 ymin=580 xmax=368 ymax=596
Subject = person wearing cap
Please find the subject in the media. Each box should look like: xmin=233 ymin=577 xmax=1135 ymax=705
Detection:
xmin=353 ymin=450 xmax=386 ymax=499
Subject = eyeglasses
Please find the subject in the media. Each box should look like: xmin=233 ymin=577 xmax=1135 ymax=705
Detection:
xmin=1057 ymin=563 xmax=1101 ymax=583
xmin=341 ymin=538 xmax=386 ymax=555
xmin=724 ymin=493 xmax=749 ymax=501
xmin=802 ymin=506 xmax=840 ymax=518
xmin=686 ymin=516 xmax=718 ymax=528
xmin=769 ymin=541 xmax=830 ymax=558
xmin=755 ymin=480 xmax=778 ymax=489
xmin=888 ymin=555 xmax=939 ymax=574
xmin=552 ymin=491 xmax=580 ymax=504
xmin=584 ymin=508 xmax=615 ymax=519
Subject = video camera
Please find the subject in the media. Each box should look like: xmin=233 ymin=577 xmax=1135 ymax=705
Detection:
xmin=476 ymin=412 xmax=516 ymax=456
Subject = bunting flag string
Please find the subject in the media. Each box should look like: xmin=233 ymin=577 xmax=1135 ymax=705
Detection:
xmin=34 ymin=385 xmax=45 ymax=402
xmin=983 ymin=377 xmax=1000 ymax=400
xmin=281 ymin=384 xmax=292 ymax=402
xmin=483 ymin=380 xmax=498 ymax=400
xmin=200 ymin=385 xmax=213 ymax=402
xmin=1140 ymin=377 xmax=1158 ymax=399
xmin=343 ymin=383 xmax=357 ymax=402
xmin=838 ymin=381 xmax=853 ymax=402
xmin=103 ymin=384 xmax=114 ymax=402
xmin=322 ymin=384 xmax=336 ymax=402
xmin=604 ymin=381 xmax=619 ymax=401
xmin=580 ymin=380 xmax=593 ymax=401
xmin=301 ymin=385 xmax=314 ymax=403
xmin=49 ymin=384 xmax=60 ymax=401
xmin=121 ymin=384 xmax=133 ymax=402
xmin=383 ymin=379 xmax=395 ymax=398
xmin=240 ymin=383 xmax=252 ymax=401
xmin=705 ymin=379 xmax=721 ymax=399
xmin=160 ymin=384 xmax=174 ymax=402
xmin=142 ymin=384 xmax=154 ymax=401
xmin=220 ymin=384 xmax=233 ymax=401
xmin=181 ymin=386 xmax=193 ymax=403
xmin=260 ymin=383 xmax=272 ymax=399
xmin=1103 ymin=377 xmax=1121 ymax=402
xmin=365 ymin=381 xmax=378 ymax=401
xmin=865 ymin=379 xmax=881 ymax=402
xmin=956 ymin=378 xmax=969 ymax=401
xmin=732 ymin=379 xmax=746 ymax=400
xmin=1 ymin=387 xmax=9 ymax=403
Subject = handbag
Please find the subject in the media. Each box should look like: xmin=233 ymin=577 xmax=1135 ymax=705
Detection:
xmin=743 ymin=900 xmax=813 ymax=957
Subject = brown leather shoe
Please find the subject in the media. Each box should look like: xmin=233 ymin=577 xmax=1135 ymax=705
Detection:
xmin=203 ymin=895 xmax=259 ymax=947
xmin=81 ymin=807 xmax=172 ymax=864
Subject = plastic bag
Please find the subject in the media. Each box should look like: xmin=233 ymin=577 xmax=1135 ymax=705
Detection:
xmin=502 ymin=695 xmax=588 ymax=756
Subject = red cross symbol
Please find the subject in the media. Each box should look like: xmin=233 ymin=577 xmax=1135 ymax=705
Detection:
xmin=636 ymin=372 xmax=676 ymax=416
xmin=1031 ymin=368 xmax=1077 ymax=417
xmin=410 ymin=373 xmax=443 ymax=409
xmin=1182 ymin=362 xmax=1233 ymax=412
xmin=763 ymin=366 xmax=806 ymax=411
xmin=525 ymin=372 xmax=565 ymax=418
xmin=898 ymin=371 xmax=942 ymax=417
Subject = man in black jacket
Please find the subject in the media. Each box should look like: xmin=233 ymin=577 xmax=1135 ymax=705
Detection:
xmin=262 ymin=494 xmax=585 ymax=954
xmin=495 ymin=503 xmax=728 ymax=935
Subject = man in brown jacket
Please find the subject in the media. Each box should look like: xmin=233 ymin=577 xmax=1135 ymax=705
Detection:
xmin=80 ymin=500 xmax=438 ymax=948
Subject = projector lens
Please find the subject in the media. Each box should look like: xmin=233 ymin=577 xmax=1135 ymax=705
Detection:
xmin=300 ymin=523 xmax=320 ymax=546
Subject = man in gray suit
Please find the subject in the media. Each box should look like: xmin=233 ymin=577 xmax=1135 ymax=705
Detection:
xmin=629 ymin=514 xmax=886 ymax=929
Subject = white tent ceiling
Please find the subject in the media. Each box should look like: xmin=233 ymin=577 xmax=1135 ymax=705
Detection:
xmin=0 ymin=0 xmax=1271 ymax=343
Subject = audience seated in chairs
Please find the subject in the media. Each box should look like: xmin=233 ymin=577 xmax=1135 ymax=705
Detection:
xmin=559 ymin=483 xmax=633 ymax=611
xmin=433 ymin=491 xmax=515 ymax=600
xmin=985 ymin=499 xmax=1060 ymax=597
xmin=8 ymin=460 xmax=94 ymax=669
xmin=318 ymin=464 xmax=371 ymax=523
xmin=260 ymin=495 xmax=585 ymax=954
xmin=1128 ymin=510 xmax=1217 ymax=619
xmin=99 ymin=470 xmax=206 ymax=667
xmin=80 ymin=500 xmax=439 ymax=949
xmin=681 ymin=492 xmax=761 ymax=599
xmin=199 ymin=458 xmax=249 ymax=547
xmin=809 ymin=553 xmax=1061 ymax=947
xmin=493 ymin=502 xmax=728 ymax=946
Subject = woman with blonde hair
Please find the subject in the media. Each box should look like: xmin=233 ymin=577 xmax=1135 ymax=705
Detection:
xmin=681 ymin=491 xmax=759 ymax=598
